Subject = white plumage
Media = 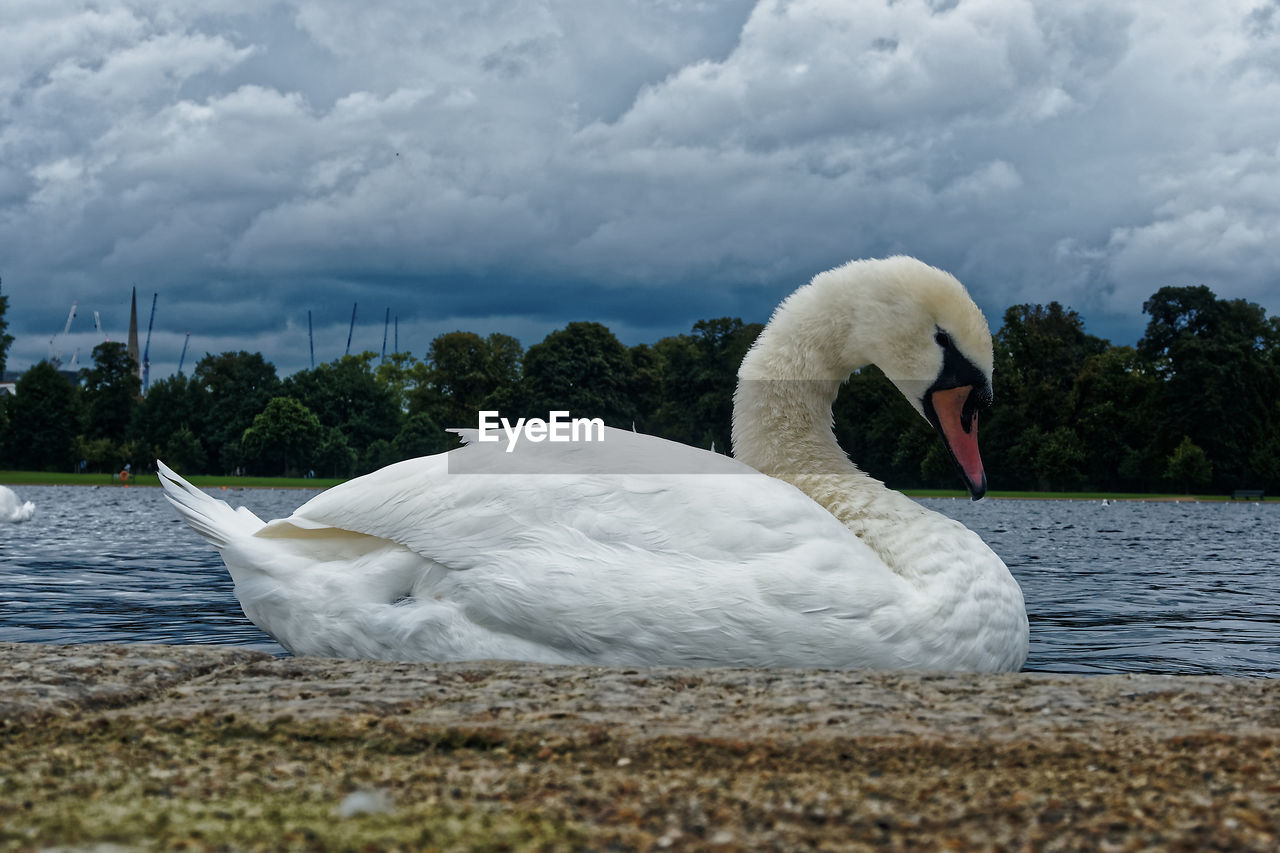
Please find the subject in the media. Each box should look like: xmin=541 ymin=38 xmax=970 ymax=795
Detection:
xmin=160 ymin=256 xmax=1029 ymax=672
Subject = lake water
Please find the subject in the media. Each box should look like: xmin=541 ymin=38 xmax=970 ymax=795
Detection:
xmin=1 ymin=485 xmax=1277 ymax=676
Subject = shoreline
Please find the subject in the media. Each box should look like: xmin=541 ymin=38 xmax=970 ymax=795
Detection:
xmin=2 ymin=641 xmax=1278 ymax=849
xmin=2 ymin=471 xmax=1270 ymax=502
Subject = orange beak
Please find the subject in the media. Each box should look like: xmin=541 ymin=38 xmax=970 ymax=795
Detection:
xmin=927 ymin=385 xmax=987 ymax=500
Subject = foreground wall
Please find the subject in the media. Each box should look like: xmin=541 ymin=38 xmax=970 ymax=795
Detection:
xmin=2 ymin=642 xmax=1277 ymax=849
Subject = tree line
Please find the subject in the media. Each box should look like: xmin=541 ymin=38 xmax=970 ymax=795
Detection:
xmin=1 ymin=283 xmax=1278 ymax=494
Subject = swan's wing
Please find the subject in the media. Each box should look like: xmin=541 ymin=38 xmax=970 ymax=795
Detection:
xmin=254 ymin=428 xmax=924 ymax=667
xmin=280 ymin=427 xmax=817 ymax=563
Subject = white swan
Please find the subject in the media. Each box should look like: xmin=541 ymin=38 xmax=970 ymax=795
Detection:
xmin=160 ymin=256 xmax=1028 ymax=672
xmin=0 ymin=485 xmax=35 ymax=523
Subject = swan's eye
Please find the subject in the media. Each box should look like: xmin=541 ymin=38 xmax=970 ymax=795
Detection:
xmin=934 ymin=331 xmax=952 ymax=349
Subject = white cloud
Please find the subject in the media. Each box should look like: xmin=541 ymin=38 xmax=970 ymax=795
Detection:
xmin=5 ymin=0 xmax=1280 ymax=376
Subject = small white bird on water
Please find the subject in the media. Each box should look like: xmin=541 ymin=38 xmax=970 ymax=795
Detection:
xmin=160 ymin=256 xmax=1028 ymax=672
xmin=0 ymin=485 xmax=35 ymax=523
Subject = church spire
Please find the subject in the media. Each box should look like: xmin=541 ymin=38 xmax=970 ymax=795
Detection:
xmin=127 ymin=287 xmax=140 ymax=381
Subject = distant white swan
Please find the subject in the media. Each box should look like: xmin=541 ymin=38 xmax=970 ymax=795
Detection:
xmin=0 ymin=485 xmax=35 ymax=523
xmin=160 ymin=256 xmax=1028 ymax=672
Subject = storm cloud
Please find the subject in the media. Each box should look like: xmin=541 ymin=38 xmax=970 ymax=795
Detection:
xmin=4 ymin=0 xmax=1280 ymax=378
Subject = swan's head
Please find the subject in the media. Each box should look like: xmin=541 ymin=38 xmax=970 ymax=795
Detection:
xmin=834 ymin=257 xmax=994 ymax=499
xmin=738 ymin=255 xmax=994 ymax=499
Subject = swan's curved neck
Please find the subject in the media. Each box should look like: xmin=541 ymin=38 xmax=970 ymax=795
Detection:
xmin=731 ymin=374 xmax=851 ymax=482
xmin=732 ymin=277 xmax=869 ymax=487
xmin=730 ymin=276 xmax=924 ymax=552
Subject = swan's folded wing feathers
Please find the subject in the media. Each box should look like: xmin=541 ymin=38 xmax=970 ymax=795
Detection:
xmin=249 ymin=428 xmax=933 ymax=667
xmin=158 ymin=460 xmax=265 ymax=547
xmin=283 ymin=446 xmax=865 ymax=569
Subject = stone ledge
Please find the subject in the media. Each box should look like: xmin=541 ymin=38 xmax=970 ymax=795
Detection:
xmin=0 ymin=642 xmax=270 ymax=724
xmin=2 ymin=642 xmax=1277 ymax=850
xmin=4 ymin=641 xmax=1278 ymax=741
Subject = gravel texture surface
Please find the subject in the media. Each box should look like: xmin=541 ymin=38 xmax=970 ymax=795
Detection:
xmin=2 ymin=642 xmax=1278 ymax=850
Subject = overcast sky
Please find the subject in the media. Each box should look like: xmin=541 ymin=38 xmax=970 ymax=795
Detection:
xmin=4 ymin=0 xmax=1280 ymax=381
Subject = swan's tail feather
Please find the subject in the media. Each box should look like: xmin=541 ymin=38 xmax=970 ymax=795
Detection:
xmin=156 ymin=460 xmax=265 ymax=549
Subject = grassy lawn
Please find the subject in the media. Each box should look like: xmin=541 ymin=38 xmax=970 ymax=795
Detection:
xmin=905 ymin=488 xmax=1273 ymax=502
xmin=818 ymin=486 xmax=1275 ymax=502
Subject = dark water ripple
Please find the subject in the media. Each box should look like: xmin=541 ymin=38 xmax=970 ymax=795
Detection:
xmin=1 ymin=486 xmax=1276 ymax=676
xmin=923 ymin=496 xmax=1280 ymax=677
xmin=0 ymin=485 xmax=300 ymax=655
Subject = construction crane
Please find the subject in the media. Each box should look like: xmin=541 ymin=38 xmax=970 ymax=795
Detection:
xmin=381 ymin=308 xmax=390 ymax=362
xmin=48 ymin=301 xmax=78 ymax=367
xmin=308 ymin=310 xmax=315 ymax=369
xmin=177 ymin=332 xmax=191 ymax=375
xmin=141 ymin=293 xmax=157 ymax=393
xmin=345 ymin=303 xmax=357 ymax=356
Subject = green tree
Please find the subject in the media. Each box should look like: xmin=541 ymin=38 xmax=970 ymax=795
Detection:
xmin=1265 ymin=322 xmax=1280 ymax=492
xmin=191 ymin=352 xmax=282 ymax=473
xmin=984 ymin=303 xmax=1108 ymax=490
xmin=73 ymin=435 xmax=127 ymax=474
xmin=1247 ymin=402 xmax=1280 ymax=494
xmin=520 ymin=322 xmax=635 ymax=427
xmin=80 ymin=341 xmax=140 ymax=444
xmin=627 ymin=343 xmax=665 ymax=434
xmin=2 ymin=362 xmax=81 ymax=471
xmin=314 ymin=427 xmax=357 ymax=478
xmin=133 ymin=373 xmax=205 ymax=471
xmin=410 ymin=332 xmax=524 ymax=429
xmin=1069 ymin=346 xmax=1160 ymax=491
xmin=411 ymin=332 xmax=489 ymax=428
xmin=240 ymin=397 xmax=323 ymax=476
xmin=648 ymin=334 xmax=699 ymax=442
xmin=284 ymin=352 xmax=401 ymax=457
xmin=373 ymin=351 xmax=427 ymax=413
xmin=834 ymin=365 xmax=938 ymax=488
xmin=359 ymin=438 xmax=400 ymax=475
xmin=919 ymin=438 xmax=956 ymax=485
xmin=162 ymin=425 xmax=208 ymax=474
xmin=1007 ymin=425 xmax=1087 ymax=492
xmin=1165 ymin=435 xmax=1213 ymax=494
xmin=485 ymin=333 xmax=523 ymax=390
xmin=394 ymin=411 xmax=455 ymax=458
xmin=996 ymin=302 xmax=1110 ymax=390
xmin=1139 ymin=285 xmax=1280 ymax=490
xmin=651 ymin=318 xmax=762 ymax=451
